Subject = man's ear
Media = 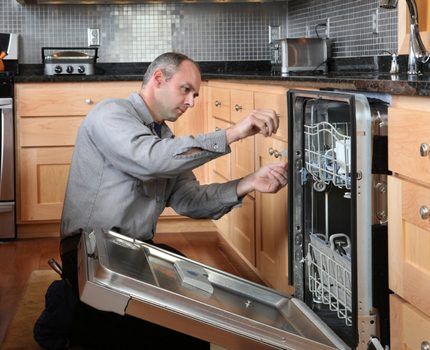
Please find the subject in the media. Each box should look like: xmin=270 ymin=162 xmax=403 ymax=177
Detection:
xmin=152 ymin=69 xmax=164 ymax=87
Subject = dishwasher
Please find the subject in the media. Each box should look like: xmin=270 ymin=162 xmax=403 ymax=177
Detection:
xmin=287 ymin=89 xmax=390 ymax=349
xmin=76 ymin=90 xmax=389 ymax=350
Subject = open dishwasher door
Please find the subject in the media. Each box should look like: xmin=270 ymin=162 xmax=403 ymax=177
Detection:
xmin=78 ymin=229 xmax=348 ymax=350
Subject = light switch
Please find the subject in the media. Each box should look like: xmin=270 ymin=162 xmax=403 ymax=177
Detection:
xmin=87 ymin=28 xmax=100 ymax=46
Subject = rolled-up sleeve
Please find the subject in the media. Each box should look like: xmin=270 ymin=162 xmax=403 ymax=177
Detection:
xmin=167 ymin=171 xmax=243 ymax=219
xmin=85 ymin=100 xmax=230 ymax=181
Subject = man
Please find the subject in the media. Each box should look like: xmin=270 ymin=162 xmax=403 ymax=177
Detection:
xmin=51 ymin=52 xmax=287 ymax=349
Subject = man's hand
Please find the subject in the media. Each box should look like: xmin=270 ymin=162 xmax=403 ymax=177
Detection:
xmin=226 ymin=109 xmax=279 ymax=144
xmin=236 ymin=162 xmax=288 ymax=197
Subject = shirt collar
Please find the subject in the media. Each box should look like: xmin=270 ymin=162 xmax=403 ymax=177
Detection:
xmin=128 ymin=92 xmax=173 ymax=139
xmin=128 ymin=92 xmax=155 ymax=126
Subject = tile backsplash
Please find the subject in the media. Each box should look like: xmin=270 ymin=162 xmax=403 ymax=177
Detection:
xmin=287 ymin=0 xmax=398 ymax=57
xmin=0 ymin=0 xmax=398 ymax=64
xmin=0 ymin=0 xmax=287 ymax=63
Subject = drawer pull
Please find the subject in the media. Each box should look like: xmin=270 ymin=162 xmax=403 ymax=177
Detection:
xmin=234 ymin=104 xmax=242 ymax=112
xmin=420 ymin=143 xmax=430 ymax=157
xmin=214 ymin=100 xmax=221 ymax=107
xmin=419 ymin=206 xmax=430 ymax=220
xmin=422 ymin=341 xmax=430 ymax=350
xmin=215 ymin=127 xmax=221 ymax=131
xmin=85 ymin=98 xmax=93 ymax=105
xmin=268 ymin=147 xmax=281 ymax=158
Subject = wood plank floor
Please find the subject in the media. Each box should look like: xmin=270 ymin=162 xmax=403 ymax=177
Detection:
xmin=0 ymin=231 xmax=242 ymax=346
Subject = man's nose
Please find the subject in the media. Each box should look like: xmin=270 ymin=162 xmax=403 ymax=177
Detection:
xmin=185 ymin=94 xmax=195 ymax=107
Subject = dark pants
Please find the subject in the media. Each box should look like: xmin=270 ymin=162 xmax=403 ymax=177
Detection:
xmin=61 ymin=231 xmax=209 ymax=350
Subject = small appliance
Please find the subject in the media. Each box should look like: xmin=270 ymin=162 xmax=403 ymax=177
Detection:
xmin=42 ymin=47 xmax=98 ymax=75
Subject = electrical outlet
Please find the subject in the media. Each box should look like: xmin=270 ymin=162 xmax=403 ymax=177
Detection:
xmin=372 ymin=9 xmax=379 ymax=34
xmin=305 ymin=25 xmax=311 ymax=38
xmin=87 ymin=28 xmax=100 ymax=46
xmin=326 ymin=18 xmax=330 ymax=39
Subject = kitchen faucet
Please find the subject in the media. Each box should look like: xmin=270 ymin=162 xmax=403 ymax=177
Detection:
xmin=380 ymin=0 xmax=430 ymax=75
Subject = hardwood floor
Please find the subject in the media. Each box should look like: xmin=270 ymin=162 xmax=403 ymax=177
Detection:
xmin=0 ymin=231 xmax=243 ymax=346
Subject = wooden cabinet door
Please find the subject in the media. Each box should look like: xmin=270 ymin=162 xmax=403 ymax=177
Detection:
xmin=211 ymin=118 xmax=232 ymax=180
xmin=20 ymin=147 xmax=73 ymax=221
xmin=390 ymin=294 xmax=430 ymax=350
xmin=209 ymin=171 xmax=231 ymax=240
xmin=388 ymin=176 xmax=430 ymax=315
xmin=254 ymin=90 xmax=288 ymax=142
xmin=255 ymin=135 xmax=289 ymax=292
xmin=230 ymin=195 xmax=255 ymax=265
xmin=231 ymin=136 xmax=255 ymax=197
xmin=209 ymin=87 xmax=230 ymax=122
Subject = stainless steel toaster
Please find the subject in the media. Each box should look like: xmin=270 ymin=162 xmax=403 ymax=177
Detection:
xmin=271 ymin=38 xmax=330 ymax=75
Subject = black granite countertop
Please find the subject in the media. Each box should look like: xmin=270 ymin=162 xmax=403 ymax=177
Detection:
xmin=14 ymin=56 xmax=430 ymax=97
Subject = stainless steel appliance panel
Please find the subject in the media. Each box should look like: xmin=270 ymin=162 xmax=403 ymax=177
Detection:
xmin=78 ymin=229 xmax=349 ymax=350
xmin=0 ymin=98 xmax=14 ymax=201
xmin=0 ymin=203 xmax=15 ymax=239
xmin=0 ymin=97 xmax=15 ymax=240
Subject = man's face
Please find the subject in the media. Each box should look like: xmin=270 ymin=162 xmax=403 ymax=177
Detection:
xmin=154 ymin=60 xmax=201 ymax=122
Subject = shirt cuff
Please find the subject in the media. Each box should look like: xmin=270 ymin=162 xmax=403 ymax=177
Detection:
xmin=197 ymin=129 xmax=230 ymax=154
xmin=220 ymin=179 xmax=243 ymax=207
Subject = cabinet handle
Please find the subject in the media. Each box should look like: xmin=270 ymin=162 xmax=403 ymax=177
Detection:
xmin=268 ymin=147 xmax=282 ymax=158
xmin=85 ymin=98 xmax=93 ymax=105
xmin=214 ymin=100 xmax=221 ymax=107
xmin=215 ymin=127 xmax=221 ymax=131
xmin=420 ymin=143 xmax=429 ymax=157
xmin=419 ymin=206 xmax=430 ymax=220
xmin=421 ymin=341 xmax=430 ymax=350
xmin=234 ymin=104 xmax=242 ymax=112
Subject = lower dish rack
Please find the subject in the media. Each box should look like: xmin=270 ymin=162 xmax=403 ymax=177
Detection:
xmin=307 ymin=233 xmax=352 ymax=326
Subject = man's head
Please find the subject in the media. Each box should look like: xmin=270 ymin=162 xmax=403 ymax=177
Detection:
xmin=141 ymin=52 xmax=201 ymax=123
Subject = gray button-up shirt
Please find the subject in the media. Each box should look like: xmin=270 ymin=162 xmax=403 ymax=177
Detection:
xmin=60 ymin=92 xmax=242 ymax=240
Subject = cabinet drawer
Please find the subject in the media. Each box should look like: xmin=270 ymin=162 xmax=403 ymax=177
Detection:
xmin=254 ymin=91 xmax=288 ymax=142
xmin=255 ymin=134 xmax=288 ymax=163
xmin=15 ymin=82 xmax=140 ymax=117
xmin=390 ymin=294 xmax=430 ymax=350
xmin=19 ymin=116 xmax=84 ymax=147
xmin=389 ymin=107 xmax=430 ymax=185
xmin=388 ymin=176 xmax=430 ymax=315
xmin=230 ymin=89 xmax=253 ymax=124
xmin=210 ymin=87 xmax=230 ymax=122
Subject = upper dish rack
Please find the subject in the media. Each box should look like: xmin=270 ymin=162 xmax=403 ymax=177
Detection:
xmin=304 ymin=121 xmax=351 ymax=189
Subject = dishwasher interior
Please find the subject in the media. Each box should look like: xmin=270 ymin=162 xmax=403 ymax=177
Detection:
xmin=288 ymin=90 xmax=390 ymax=349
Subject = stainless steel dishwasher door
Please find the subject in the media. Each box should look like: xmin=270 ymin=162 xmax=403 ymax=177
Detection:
xmin=78 ymin=229 xmax=349 ymax=350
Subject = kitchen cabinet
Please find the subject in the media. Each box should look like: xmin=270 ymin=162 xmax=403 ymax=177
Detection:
xmin=15 ymin=81 xmax=207 ymax=237
xmin=255 ymin=134 xmax=289 ymax=293
xmin=390 ymin=294 xmax=430 ymax=350
xmin=207 ymin=81 xmax=291 ymax=290
xmin=388 ymin=95 xmax=430 ymax=347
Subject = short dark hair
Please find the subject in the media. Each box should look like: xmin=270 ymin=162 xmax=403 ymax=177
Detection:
xmin=142 ymin=52 xmax=200 ymax=86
